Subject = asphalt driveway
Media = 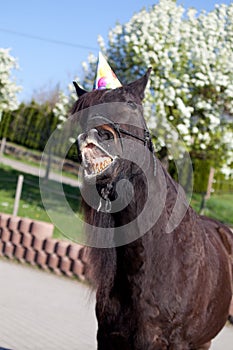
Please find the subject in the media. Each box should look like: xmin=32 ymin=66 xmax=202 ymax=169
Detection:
xmin=0 ymin=258 xmax=232 ymax=350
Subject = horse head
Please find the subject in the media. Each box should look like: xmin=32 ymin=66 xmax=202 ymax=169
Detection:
xmin=73 ymin=69 xmax=153 ymax=195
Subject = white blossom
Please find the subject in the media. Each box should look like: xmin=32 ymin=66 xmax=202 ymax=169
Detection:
xmin=0 ymin=48 xmax=21 ymax=117
xmin=75 ymin=0 xmax=233 ymax=174
xmin=52 ymin=91 xmax=69 ymax=128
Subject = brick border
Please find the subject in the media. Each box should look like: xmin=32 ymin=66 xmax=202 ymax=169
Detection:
xmin=0 ymin=213 xmax=87 ymax=281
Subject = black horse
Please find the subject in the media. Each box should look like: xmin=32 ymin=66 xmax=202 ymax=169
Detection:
xmin=73 ymin=70 xmax=233 ymax=350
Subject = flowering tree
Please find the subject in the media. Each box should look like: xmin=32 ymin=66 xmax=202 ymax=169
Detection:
xmin=0 ymin=48 xmax=21 ymax=119
xmin=79 ymin=0 xmax=233 ymax=177
xmin=52 ymin=91 xmax=70 ymax=128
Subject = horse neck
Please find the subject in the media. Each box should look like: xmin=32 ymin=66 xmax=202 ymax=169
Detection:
xmin=85 ymin=158 xmax=189 ymax=289
xmin=113 ymin=159 xmax=193 ymax=273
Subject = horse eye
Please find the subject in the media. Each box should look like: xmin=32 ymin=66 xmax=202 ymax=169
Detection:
xmin=97 ymin=128 xmax=113 ymax=140
xmin=127 ymin=100 xmax=137 ymax=110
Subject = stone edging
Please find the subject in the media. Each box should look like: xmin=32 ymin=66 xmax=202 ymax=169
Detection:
xmin=0 ymin=213 xmax=88 ymax=281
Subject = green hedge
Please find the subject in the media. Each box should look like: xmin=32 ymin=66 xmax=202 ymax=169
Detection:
xmin=192 ymin=158 xmax=212 ymax=193
xmin=0 ymin=102 xmax=77 ymax=161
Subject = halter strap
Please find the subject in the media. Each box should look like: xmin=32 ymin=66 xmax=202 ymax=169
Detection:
xmin=78 ymin=114 xmax=156 ymax=176
xmin=91 ymin=115 xmax=152 ymax=151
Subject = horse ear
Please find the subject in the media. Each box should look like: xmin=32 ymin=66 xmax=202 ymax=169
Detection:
xmin=126 ymin=67 xmax=152 ymax=101
xmin=73 ymin=81 xmax=88 ymax=97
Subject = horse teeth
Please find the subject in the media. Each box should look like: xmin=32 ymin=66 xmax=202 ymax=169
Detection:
xmin=90 ymin=157 xmax=112 ymax=175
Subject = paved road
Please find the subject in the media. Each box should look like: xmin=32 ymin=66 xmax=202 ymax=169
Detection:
xmin=0 ymin=258 xmax=97 ymax=350
xmin=0 ymin=259 xmax=233 ymax=350
xmin=0 ymin=157 xmax=80 ymax=187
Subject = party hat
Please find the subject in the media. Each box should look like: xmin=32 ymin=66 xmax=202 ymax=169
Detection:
xmin=93 ymin=52 xmax=122 ymax=90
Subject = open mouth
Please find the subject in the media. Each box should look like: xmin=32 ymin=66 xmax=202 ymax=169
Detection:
xmin=82 ymin=142 xmax=114 ymax=177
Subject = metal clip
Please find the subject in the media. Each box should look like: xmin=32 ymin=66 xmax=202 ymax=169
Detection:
xmin=97 ymin=196 xmax=112 ymax=213
xmin=105 ymin=198 xmax=112 ymax=213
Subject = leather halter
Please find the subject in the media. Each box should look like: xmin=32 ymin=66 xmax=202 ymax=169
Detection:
xmin=90 ymin=115 xmax=153 ymax=152
xmin=76 ymin=114 xmax=156 ymax=177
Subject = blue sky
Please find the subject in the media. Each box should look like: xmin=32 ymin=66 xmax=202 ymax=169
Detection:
xmin=1 ymin=0 xmax=232 ymax=101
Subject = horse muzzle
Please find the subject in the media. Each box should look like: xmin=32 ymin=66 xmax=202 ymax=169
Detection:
xmin=77 ymin=128 xmax=118 ymax=179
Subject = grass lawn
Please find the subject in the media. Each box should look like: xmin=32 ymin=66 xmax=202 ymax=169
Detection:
xmin=204 ymin=193 xmax=233 ymax=227
xmin=0 ymin=163 xmax=232 ymax=242
xmin=0 ymin=163 xmax=82 ymax=240
xmin=190 ymin=192 xmax=233 ymax=227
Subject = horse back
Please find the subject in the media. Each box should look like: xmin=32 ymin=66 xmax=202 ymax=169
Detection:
xmin=200 ymin=215 xmax=233 ymax=270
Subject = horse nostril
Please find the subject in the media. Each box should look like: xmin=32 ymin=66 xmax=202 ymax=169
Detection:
xmin=77 ymin=133 xmax=86 ymax=144
xmin=88 ymin=128 xmax=99 ymax=140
